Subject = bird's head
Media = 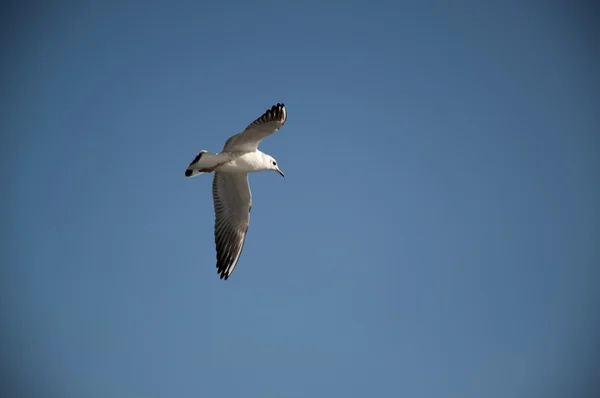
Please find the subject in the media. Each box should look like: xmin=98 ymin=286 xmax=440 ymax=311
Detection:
xmin=266 ymin=155 xmax=284 ymax=178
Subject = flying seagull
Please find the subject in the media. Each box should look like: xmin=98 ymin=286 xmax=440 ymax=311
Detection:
xmin=185 ymin=103 xmax=287 ymax=280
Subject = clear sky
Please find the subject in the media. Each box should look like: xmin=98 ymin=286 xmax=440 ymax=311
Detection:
xmin=2 ymin=1 xmax=598 ymax=397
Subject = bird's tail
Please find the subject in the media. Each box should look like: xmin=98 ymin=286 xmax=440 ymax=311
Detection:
xmin=184 ymin=150 xmax=221 ymax=177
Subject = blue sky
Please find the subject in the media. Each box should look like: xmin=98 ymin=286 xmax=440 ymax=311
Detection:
xmin=2 ymin=1 xmax=598 ymax=397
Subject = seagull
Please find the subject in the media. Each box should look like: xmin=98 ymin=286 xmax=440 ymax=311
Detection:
xmin=185 ymin=103 xmax=287 ymax=280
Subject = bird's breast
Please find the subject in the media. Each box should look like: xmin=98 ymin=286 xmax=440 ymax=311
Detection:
xmin=215 ymin=152 xmax=262 ymax=173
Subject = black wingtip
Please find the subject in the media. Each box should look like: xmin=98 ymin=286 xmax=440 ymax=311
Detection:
xmin=184 ymin=169 xmax=193 ymax=177
xmin=191 ymin=151 xmax=203 ymax=165
xmin=218 ymin=270 xmax=229 ymax=280
xmin=265 ymin=103 xmax=285 ymax=120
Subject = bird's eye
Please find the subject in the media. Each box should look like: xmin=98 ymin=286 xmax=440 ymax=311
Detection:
xmin=272 ymin=161 xmax=276 ymax=166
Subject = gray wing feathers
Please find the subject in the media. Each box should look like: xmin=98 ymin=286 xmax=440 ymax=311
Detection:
xmin=212 ymin=172 xmax=252 ymax=280
xmin=222 ymin=103 xmax=287 ymax=152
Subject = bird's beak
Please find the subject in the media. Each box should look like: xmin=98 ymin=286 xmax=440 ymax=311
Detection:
xmin=276 ymin=168 xmax=285 ymax=178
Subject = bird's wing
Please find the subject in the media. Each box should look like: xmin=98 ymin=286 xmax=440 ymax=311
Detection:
xmin=222 ymin=103 xmax=287 ymax=152
xmin=212 ymin=172 xmax=252 ymax=280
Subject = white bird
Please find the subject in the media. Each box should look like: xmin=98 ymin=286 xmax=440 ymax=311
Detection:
xmin=185 ymin=103 xmax=287 ymax=280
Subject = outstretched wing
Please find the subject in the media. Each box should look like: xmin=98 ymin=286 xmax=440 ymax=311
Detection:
xmin=212 ymin=172 xmax=252 ymax=280
xmin=222 ymin=103 xmax=287 ymax=152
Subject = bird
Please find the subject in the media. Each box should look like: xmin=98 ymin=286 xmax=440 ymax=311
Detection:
xmin=185 ymin=103 xmax=287 ymax=280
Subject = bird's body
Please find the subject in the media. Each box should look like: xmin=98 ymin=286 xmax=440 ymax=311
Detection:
xmin=190 ymin=150 xmax=273 ymax=174
xmin=184 ymin=103 xmax=287 ymax=280
xmin=217 ymin=151 xmax=264 ymax=172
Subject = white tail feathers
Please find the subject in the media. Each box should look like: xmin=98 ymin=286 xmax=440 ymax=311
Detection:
xmin=184 ymin=150 xmax=220 ymax=177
